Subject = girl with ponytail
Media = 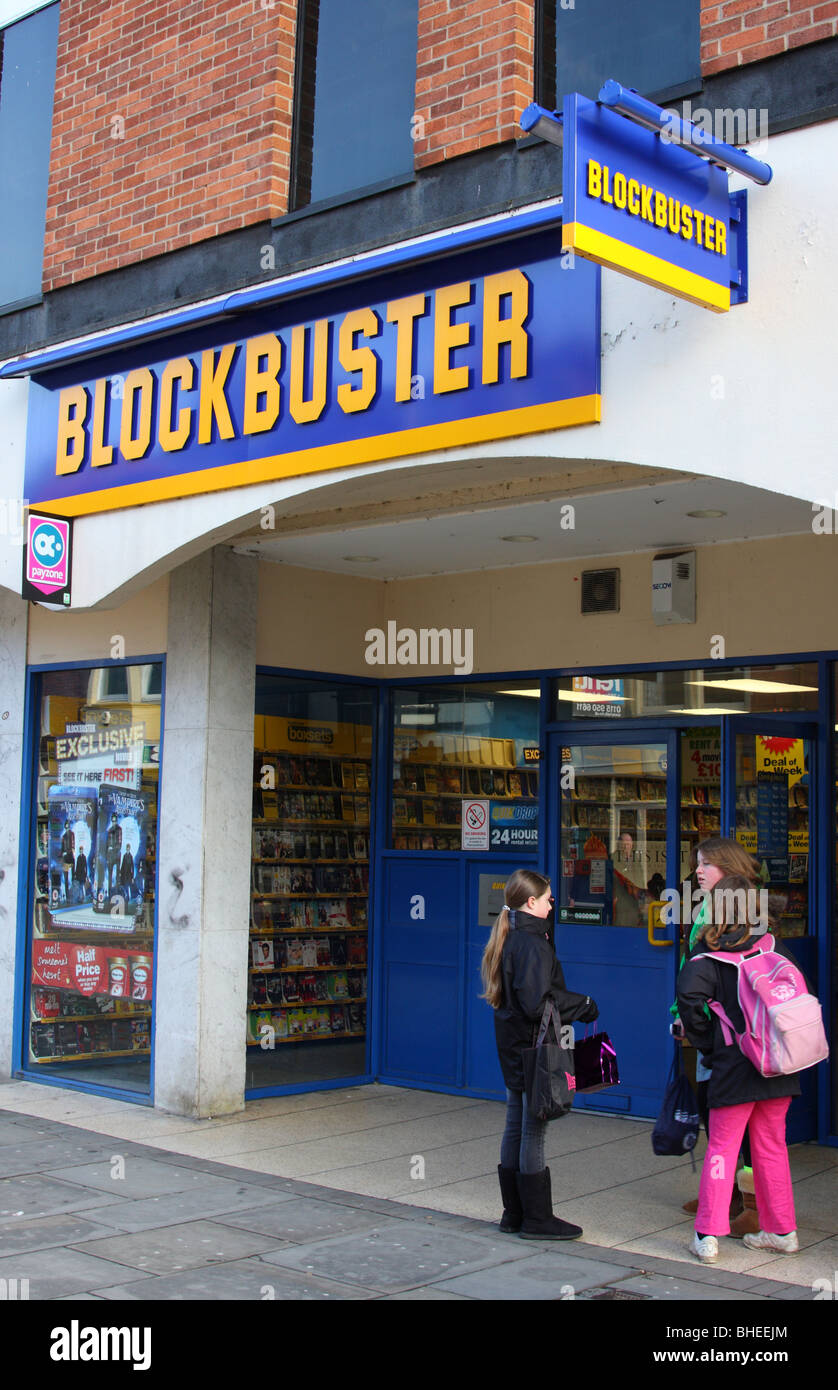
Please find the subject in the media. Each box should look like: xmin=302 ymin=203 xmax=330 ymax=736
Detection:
xmin=481 ymin=868 xmax=599 ymax=1240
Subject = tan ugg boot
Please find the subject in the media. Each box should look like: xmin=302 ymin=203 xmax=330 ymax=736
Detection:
xmin=729 ymin=1168 xmax=761 ymax=1238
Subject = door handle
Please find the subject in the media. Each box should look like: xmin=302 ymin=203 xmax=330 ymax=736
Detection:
xmin=647 ymin=900 xmax=673 ymax=947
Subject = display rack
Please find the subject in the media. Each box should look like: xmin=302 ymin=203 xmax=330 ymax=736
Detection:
xmin=250 ymin=733 xmax=370 ymax=1046
xmin=392 ymin=729 xmax=539 ymax=850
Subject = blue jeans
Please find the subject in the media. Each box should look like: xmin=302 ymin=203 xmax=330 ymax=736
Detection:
xmin=500 ymin=1088 xmax=546 ymax=1174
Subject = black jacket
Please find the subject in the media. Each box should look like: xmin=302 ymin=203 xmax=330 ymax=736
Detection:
xmin=493 ymin=908 xmax=594 ymax=1092
xmin=676 ymin=934 xmax=802 ymax=1109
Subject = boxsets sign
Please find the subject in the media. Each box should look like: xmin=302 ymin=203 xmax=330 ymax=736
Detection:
xmin=562 ymin=93 xmax=734 ymax=312
xmin=24 ymin=231 xmax=602 ymax=516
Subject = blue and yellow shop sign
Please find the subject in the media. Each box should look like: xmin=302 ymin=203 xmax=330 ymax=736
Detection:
xmin=24 ymin=231 xmax=601 ymax=517
xmin=562 ymin=94 xmax=733 ymax=313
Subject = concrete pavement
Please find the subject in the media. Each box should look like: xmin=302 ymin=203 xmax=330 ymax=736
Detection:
xmin=1 ymin=1078 xmax=835 ymax=1300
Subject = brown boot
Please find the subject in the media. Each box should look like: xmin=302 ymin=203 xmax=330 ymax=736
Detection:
xmin=729 ymin=1168 xmax=760 ymax=1238
xmin=683 ymin=1189 xmax=743 ymax=1218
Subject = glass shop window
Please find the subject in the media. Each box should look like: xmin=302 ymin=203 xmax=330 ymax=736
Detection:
xmin=391 ymin=681 xmax=541 ymax=853
xmin=26 ymin=663 xmax=162 ymax=1095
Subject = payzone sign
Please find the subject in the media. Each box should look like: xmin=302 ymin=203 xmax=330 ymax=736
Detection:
xmin=22 ymin=512 xmax=72 ymax=604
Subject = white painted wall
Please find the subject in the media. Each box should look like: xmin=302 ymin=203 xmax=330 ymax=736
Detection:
xmin=1 ymin=118 xmax=834 ymax=609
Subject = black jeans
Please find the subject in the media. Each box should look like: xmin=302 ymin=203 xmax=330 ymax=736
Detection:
xmin=500 ymin=1088 xmax=546 ymax=1174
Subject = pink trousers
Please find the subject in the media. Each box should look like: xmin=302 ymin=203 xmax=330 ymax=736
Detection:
xmin=696 ymin=1097 xmax=796 ymax=1237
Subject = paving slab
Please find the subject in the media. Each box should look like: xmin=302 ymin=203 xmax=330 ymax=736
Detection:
xmin=92 ymin=1257 xmax=374 ymax=1300
xmin=72 ymin=1219 xmax=290 ymax=1275
xmin=0 ymin=1211 xmax=127 ymax=1257
xmin=259 ymin=1222 xmax=533 ymax=1293
xmin=46 ymin=1156 xmax=248 ymax=1200
xmin=0 ymin=1173 xmax=127 ymax=1222
xmin=79 ymin=1179 xmax=291 ymax=1234
xmin=605 ymin=1273 xmax=772 ymax=1301
xmin=0 ymin=1246 xmax=152 ymax=1299
xmin=215 ymin=1195 xmax=417 ymax=1243
xmin=616 ymin=1221 xmax=828 ymax=1281
xmin=430 ymin=1249 xmax=637 ymax=1300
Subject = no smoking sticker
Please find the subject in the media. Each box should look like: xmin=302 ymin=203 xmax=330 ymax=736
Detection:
xmin=462 ymin=799 xmax=490 ymax=850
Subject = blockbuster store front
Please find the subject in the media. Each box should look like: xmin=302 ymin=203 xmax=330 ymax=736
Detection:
xmin=4 ymin=118 xmax=837 ymax=1138
xmin=12 ymin=640 xmax=838 ymax=1145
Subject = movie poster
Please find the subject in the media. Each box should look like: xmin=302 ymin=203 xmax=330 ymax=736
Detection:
xmin=46 ymin=786 xmax=98 ymax=929
xmin=93 ymin=784 xmax=149 ymax=927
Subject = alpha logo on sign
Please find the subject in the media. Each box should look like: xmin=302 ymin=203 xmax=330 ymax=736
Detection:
xmin=562 ymin=93 xmax=734 ymax=312
xmin=24 ymin=230 xmax=602 ymax=517
xmin=22 ymin=511 xmax=72 ymax=604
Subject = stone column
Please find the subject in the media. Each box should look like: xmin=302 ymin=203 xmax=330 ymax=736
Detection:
xmin=154 ymin=546 xmax=257 ymax=1117
xmin=0 ymin=589 xmax=29 ymax=1078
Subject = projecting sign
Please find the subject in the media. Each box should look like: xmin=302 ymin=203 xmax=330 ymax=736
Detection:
xmin=22 ymin=510 xmax=72 ymax=604
xmin=562 ymin=92 xmax=735 ymax=313
xmin=24 ymin=229 xmax=601 ymax=517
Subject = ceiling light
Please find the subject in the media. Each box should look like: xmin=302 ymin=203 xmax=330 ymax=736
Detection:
xmin=670 ymin=707 xmax=741 ymax=716
xmin=500 ymin=535 xmax=539 ymax=543
xmin=686 ymin=509 xmax=727 ymax=519
xmin=556 ymin=689 xmax=629 ymax=703
xmin=342 ymin=555 xmax=379 ymax=563
xmin=492 ymin=688 xmax=541 ymax=699
xmin=686 ymin=678 xmax=817 ymax=694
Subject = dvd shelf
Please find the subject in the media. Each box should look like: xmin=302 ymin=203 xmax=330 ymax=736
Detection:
xmin=250 ymin=732 xmax=370 ymax=1046
xmin=391 ymin=729 xmax=539 ymax=850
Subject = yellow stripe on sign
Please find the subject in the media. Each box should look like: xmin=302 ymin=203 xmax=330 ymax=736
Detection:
xmin=38 ymin=394 xmax=602 ymax=517
xmin=563 ymin=221 xmax=730 ymax=314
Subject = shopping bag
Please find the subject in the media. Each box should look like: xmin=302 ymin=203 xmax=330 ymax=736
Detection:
xmin=522 ymin=1001 xmax=576 ymax=1122
xmin=574 ymin=1027 xmax=620 ymax=1094
xmin=651 ymin=1047 xmax=700 ymax=1159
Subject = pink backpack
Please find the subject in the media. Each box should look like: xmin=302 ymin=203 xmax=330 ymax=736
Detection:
xmin=693 ymin=935 xmax=829 ymax=1077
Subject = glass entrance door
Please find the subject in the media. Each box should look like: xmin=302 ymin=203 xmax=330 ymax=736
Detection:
xmin=725 ymin=721 xmax=817 ymax=1140
xmin=549 ymin=733 xmax=678 ymax=1119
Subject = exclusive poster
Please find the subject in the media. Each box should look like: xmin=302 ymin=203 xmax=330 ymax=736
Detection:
xmin=46 ymin=786 xmax=98 ymax=929
xmin=93 ymin=784 xmax=149 ymax=926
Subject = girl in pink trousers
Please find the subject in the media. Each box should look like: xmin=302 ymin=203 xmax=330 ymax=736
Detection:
xmin=676 ymin=874 xmax=801 ymax=1264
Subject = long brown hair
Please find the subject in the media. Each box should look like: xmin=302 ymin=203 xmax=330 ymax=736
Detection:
xmin=480 ymin=868 xmax=550 ymax=1009
xmin=696 ymin=872 xmax=773 ymax=950
xmin=696 ymin=836 xmax=760 ymax=883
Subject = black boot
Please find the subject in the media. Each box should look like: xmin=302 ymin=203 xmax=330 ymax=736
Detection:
xmin=516 ymin=1167 xmax=583 ymax=1241
xmin=497 ymin=1165 xmax=523 ymax=1233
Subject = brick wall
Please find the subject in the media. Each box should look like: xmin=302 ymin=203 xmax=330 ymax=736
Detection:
xmin=43 ymin=0 xmax=297 ymax=291
xmin=701 ymin=0 xmax=838 ymax=76
xmin=412 ymin=0 xmax=533 ymax=168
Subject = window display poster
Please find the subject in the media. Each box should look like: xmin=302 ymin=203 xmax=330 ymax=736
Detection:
xmin=47 ymin=787 xmax=98 ymax=927
xmin=94 ymin=784 xmax=149 ymax=921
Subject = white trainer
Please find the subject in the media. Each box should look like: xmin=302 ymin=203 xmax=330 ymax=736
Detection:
xmin=691 ymin=1233 xmax=719 ymax=1263
xmin=743 ymin=1230 xmax=799 ymax=1254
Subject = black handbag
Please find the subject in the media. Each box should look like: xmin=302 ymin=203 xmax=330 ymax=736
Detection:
xmin=651 ymin=1046 xmax=701 ymax=1163
xmin=522 ymin=1001 xmax=576 ymax=1121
